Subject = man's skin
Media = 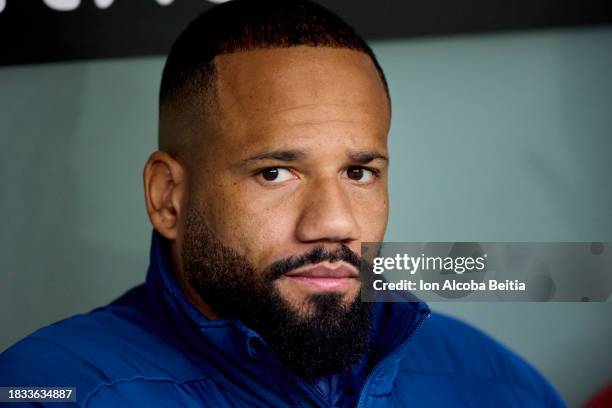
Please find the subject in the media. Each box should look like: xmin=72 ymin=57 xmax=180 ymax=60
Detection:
xmin=143 ymin=46 xmax=391 ymax=319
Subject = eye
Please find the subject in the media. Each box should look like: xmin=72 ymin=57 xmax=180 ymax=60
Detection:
xmin=346 ymin=166 xmax=377 ymax=183
xmin=258 ymin=167 xmax=296 ymax=183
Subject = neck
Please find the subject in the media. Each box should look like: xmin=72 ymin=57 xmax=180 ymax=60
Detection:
xmin=170 ymin=242 xmax=220 ymax=320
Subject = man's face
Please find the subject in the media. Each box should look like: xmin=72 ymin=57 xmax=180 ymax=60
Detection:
xmin=182 ymin=46 xmax=390 ymax=314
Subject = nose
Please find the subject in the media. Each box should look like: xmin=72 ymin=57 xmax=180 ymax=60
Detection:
xmin=294 ymin=176 xmax=361 ymax=244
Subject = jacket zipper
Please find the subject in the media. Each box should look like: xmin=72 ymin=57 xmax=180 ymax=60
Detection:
xmin=354 ymin=310 xmax=431 ymax=408
xmin=297 ymin=376 xmax=328 ymax=407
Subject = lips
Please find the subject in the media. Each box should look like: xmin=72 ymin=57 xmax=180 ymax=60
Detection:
xmin=283 ymin=263 xmax=359 ymax=292
xmin=285 ymin=263 xmax=358 ymax=278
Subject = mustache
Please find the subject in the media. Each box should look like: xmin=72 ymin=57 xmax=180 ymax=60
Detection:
xmin=265 ymin=245 xmax=365 ymax=281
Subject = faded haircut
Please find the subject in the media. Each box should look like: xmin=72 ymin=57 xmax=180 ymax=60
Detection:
xmin=158 ymin=0 xmax=390 ymax=155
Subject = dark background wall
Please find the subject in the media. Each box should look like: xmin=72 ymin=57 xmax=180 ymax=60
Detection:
xmin=1 ymin=0 xmax=611 ymax=65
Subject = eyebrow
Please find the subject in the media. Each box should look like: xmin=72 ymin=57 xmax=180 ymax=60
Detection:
xmin=347 ymin=150 xmax=389 ymax=164
xmin=239 ymin=148 xmax=388 ymax=165
xmin=241 ymin=149 xmax=307 ymax=163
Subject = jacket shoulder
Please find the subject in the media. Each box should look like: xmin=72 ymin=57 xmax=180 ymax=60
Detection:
xmin=0 ymin=286 xmax=211 ymax=407
xmin=397 ymin=311 xmax=565 ymax=406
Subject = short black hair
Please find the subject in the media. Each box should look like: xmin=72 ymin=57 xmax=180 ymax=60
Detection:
xmin=159 ymin=0 xmax=389 ymax=111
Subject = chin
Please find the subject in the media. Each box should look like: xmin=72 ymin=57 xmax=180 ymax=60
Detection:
xmin=279 ymin=278 xmax=359 ymax=303
xmin=287 ymin=290 xmax=362 ymax=318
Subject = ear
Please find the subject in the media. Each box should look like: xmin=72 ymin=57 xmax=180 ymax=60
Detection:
xmin=143 ymin=150 xmax=187 ymax=240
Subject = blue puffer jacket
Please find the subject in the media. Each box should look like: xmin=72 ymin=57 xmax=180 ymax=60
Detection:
xmin=0 ymin=231 xmax=565 ymax=407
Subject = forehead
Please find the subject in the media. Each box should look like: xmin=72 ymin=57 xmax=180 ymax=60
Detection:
xmin=210 ymin=46 xmax=390 ymax=148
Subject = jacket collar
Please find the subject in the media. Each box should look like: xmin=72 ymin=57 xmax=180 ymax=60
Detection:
xmin=145 ymin=229 xmax=430 ymax=405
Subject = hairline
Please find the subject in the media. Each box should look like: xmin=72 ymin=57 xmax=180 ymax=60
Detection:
xmin=158 ymin=44 xmax=391 ymax=163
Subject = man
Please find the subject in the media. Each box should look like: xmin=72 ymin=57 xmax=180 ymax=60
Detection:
xmin=0 ymin=1 xmax=565 ymax=406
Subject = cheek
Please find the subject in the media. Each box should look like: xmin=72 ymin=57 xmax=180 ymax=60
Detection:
xmin=352 ymin=188 xmax=389 ymax=242
xmin=207 ymin=188 xmax=299 ymax=266
xmin=362 ymin=207 xmax=388 ymax=240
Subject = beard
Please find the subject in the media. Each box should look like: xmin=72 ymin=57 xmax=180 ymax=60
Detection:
xmin=181 ymin=204 xmax=372 ymax=379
